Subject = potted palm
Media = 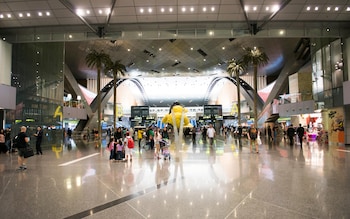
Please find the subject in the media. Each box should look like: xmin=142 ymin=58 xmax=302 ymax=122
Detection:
xmin=106 ymin=60 xmax=127 ymax=130
xmin=227 ymin=58 xmax=245 ymax=125
xmin=85 ymin=49 xmax=111 ymax=147
xmin=242 ymin=47 xmax=269 ymax=128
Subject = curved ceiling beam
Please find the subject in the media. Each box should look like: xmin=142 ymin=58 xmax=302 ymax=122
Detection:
xmin=205 ymin=76 xmax=264 ymax=112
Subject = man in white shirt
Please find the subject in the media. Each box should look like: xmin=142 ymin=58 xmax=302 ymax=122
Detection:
xmin=206 ymin=124 xmax=216 ymax=147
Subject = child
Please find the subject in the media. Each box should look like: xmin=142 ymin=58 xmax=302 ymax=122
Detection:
xmin=107 ymin=137 xmax=115 ymax=161
xmin=115 ymin=139 xmax=124 ymax=161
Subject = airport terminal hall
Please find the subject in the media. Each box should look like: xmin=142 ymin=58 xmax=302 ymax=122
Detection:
xmin=1 ymin=0 xmax=350 ymax=218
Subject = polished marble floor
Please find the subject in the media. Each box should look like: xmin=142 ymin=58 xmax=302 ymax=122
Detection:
xmin=0 ymin=134 xmax=350 ymax=219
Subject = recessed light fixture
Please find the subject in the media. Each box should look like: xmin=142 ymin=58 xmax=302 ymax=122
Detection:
xmin=148 ymin=8 xmax=152 ymax=13
xmin=190 ymin=7 xmax=194 ymax=12
xmin=279 ymin=30 xmax=285 ymax=35
xmin=211 ymin=7 xmax=215 ymax=12
xmin=222 ymin=47 xmax=225 ymax=50
xmin=327 ymin=7 xmax=331 ymax=11
xmin=127 ymin=49 xmax=131 ymax=52
xmin=159 ymin=48 xmax=162 ymax=51
xmin=266 ymin=6 xmax=270 ymax=11
xmin=182 ymin=7 xmax=186 ymax=12
xmin=335 ymin=7 xmax=339 ymax=11
xmin=315 ymin=6 xmax=319 ymax=11
xmin=169 ymin=8 xmax=173 ymax=12
xmin=203 ymin=59 xmax=206 ymax=61
xmin=306 ymin=6 xmax=311 ymax=11
xmin=0 ymin=14 xmax=4 ymax=19
xmin=19 ymin=13 xmax=23 ymax=17
xmin=161 ymin=8 xmax=165 ymax=13
xmin=86 ymin=10 xmax=90 ymax=15
xmin=253 ymin=6 xmax=257 ymax=11
xmin=38 ymin=12 xmax=42 ymax=16
xmin=326 ymin=28 xmax=330 ymax=32
xmin=190 ymin=47 xmax=193 ymax=50
xmin=272 ymin=5 xmax=280 ymax=12
xmin=140 ymin=8 xmax=144 ymax=13
xmin=99 ymin=9 xmax=103 ymax=14
xmin=7 ymin=14 xmax=11 ymax=18
xmin=203 ymin=7 xmax=207 ymax=12
xmin=244 ymin=6 xmax=249 ymax=11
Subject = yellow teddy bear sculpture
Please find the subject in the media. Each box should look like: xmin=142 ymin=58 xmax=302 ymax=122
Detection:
xmin=162 ymin=102 xmax=192 ymax=128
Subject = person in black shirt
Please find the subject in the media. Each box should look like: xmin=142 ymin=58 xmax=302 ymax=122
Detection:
xmin=296 ymin=124 xmax=305 ymax=149
xmin=34 ymin=126 xmax=43 ymax=155
xmin=287 ymin=125 xmax=296 ymax=146
xmin=16 ymin=126 xmax=30 ymax=171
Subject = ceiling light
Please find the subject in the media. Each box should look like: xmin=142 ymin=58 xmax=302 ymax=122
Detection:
xmin=190 ymin=47 xmax=193 ymax=50
xmin=314 ymin=6 xmax=319 ymax=11
xmin=190 ymin=7 xmax=194 ymax=12
xmin=347 ymin=7 xmax=350 ymax=11
xmin=211 ymin=7 xmax=215 ymax=12
xmin=306 ymin=6 xmax=311 ymax=11
xmin=99 ymin=9 xmax=103 ymax=14
xmin=182 ymin=7 xmax=186 ymax=12
xmin=0 ymin=14 xmax=3 ymax=19
xmin=27 ymin=13 xmax=31 ymax=17
xmin=140 ymin=8 xmax=144 ymax=13
xmin=335 ymin=7 xmax=339 ymax=11
xmin=253 ymin=6 xmax=257 ymax=11
xmin=127 ymin=49 xmax=131 ymax=52
xmin=146 ymin=60 xmax=149 ymax=62
xmin=46 ymin=11 xmax=50 ymax=16
xmin=265 ymin=6 xmax=270 ymax=11
xmin=169 ymin=8 xmax=173 ymax=12
xmin=86 ymin=10 xmax=90 ymax=15
xmin=209 ymin=31 xmax=214 ymax=35
xmin=244 ymin=6 xmax=249 ymax=11
xmin=19 ymin=13 xmax=23 ymax=17
xmin=279 ymin=30 xmax=284 ymax=35
xmin=69 ymin=35 xmax=72 ymax=38
xmin=106 ymin=9 xmax=111 ymax=14
xmin=203 ymin=7 xmax=207 ymax=12
xmin=159 ymin=48 xmax=162 ymax=51
xmin=161 ymin=8 xmax=165 ymax=13
xmin=148 ymin=8 xmax=152 ymax=13
xmin=327 ymin=7 xmax=331 ymax=11
xmin=76 ymin=9 xmax=84 ymax=16
xmin=272 ymin=5 xmax=280 ymax=12
xmin=222 ymin=47 xmax=225 ymax=50
xmin=38 ymin=12 xmax=42 ymax=16
xmin=7 ymin=14 xmax=11 ymax=18
xmin=203 ymin=59 xmax=206 ymax=61
xmin=326 ymin=28 xmax=330 ymax=32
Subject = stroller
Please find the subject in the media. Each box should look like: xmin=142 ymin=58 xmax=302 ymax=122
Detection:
xmin=160 ymin=139 xmax=170 ymax=160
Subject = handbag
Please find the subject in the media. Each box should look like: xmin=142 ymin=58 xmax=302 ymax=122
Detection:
xmin=257 ymin=136 xmax=262 ymax=145
xmin=23 ymin=144 xmax=34 ymax=158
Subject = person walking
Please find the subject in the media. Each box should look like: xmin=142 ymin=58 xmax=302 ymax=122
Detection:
xmin=34 ymin=126 xmax=43 ymax=155
xmin=16 ymin=126 xmax=30 ymax=171
xmin=248 ymin=124 xmax=259 ymax=153
xmin=287 ymin=125 xmax=296 ymax=146
xmin=207 ymin=123 xmax=216 ymax=147
xmin=267 ymin=125 xmax=273 ymax=142
xmin=296 ymin=124 xmax=305 ymax=149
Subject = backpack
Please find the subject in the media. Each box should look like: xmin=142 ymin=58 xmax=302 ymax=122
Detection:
xmin=127 ymin=137 xmax=134 ymax=149
xmin=12 ymin=135 xmax=19 ymax=148
xmin=250 ymin=128 xmax=257 ymax=139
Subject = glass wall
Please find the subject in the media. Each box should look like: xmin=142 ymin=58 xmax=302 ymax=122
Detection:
xmin=9 ymin=42 xmax=64 ymax=147
xmin=311 ymin=38 xmax=344 ymax=109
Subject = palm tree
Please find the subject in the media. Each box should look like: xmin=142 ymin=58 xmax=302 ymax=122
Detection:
xmin=85 ymin=49 xmax=111 ymax=147
xmin=242 ymin=47 xmax=269 ymax=128
xmin=227 ymin=58 xmax=245 ymax=125
xmin=106 ymin=60 xmax=127 ymax=130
